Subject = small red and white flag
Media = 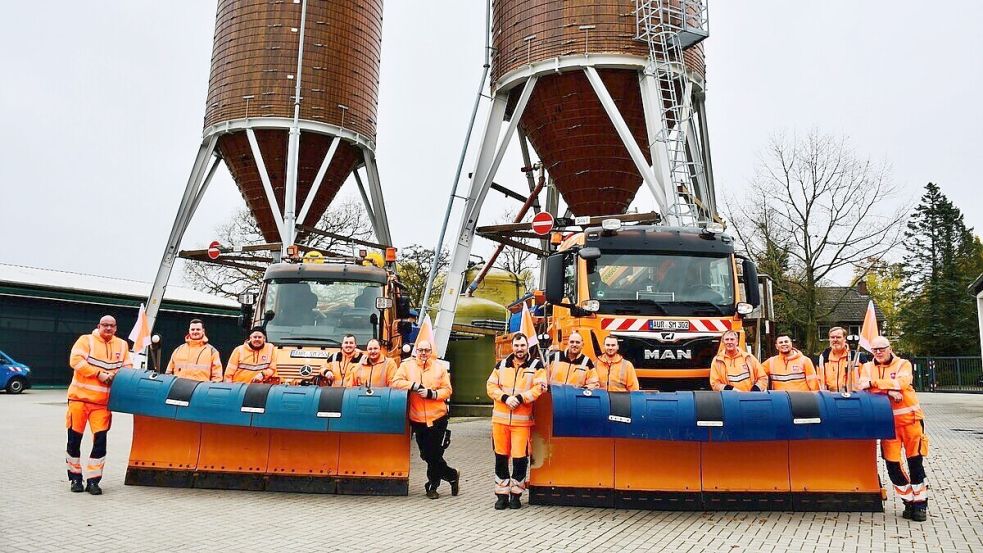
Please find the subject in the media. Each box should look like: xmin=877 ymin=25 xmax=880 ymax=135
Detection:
xmin=520 ymin=301 xmax=539 ymax=349
xmin=128 ymin=303 xmax=152 ymax=352
xmin=858 ymin=300 xmax=879 ymax=353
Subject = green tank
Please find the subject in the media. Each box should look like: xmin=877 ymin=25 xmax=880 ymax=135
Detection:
xmin=445 ymin=296 xmax=507 ymax=417
xmin=465 ymin=268 xmax=528 ymax=308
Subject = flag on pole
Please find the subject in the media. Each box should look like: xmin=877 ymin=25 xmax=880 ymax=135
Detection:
xmin=520 ymin=301 xmax=539 ymax=349
xmin=858 ymin=300 xmax=879 ymax=353
xmin=414 ymin=313 xmax=435 ymax=355
xmin=128 ymin=303 xmax=152 ymax=352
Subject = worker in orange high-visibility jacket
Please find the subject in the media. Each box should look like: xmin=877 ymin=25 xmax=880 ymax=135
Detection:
xmin=546 ymin=331 xmax=599 ymax=389
xmin=224 ymin=327 xmax=278 ymax=383
xmin=66 ymin=315 xmax=133 ymax=495
xmin=345 ymin=338 xmax=398 ymax=388
xmin=165 ymin=319 xmax=222 ymax=382
xmin=391 ymin=340 xmax=460 ymax=499
xmin=858 ymin=336 xmax=929 ymax=522
xmin=710 ymin=330 xmax=768 ymax=392
xmin=487 ymin=333 xmax=548 ymax=510
xmin=762 ymin=334 xmax=820 ymax=392
xmin=817 ymin=326 xmax=869 ymax=392
xmin=596 ymin=335 xmax=640 ymax=392
xmin=321 ymin=334 xmax=363 ymax=386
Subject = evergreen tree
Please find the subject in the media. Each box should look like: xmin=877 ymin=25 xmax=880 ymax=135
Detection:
xmin=899 ymin=183 xmax=983 ymax=355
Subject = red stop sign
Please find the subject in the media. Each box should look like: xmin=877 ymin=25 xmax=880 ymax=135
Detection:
xmin=207 ymin=240 xmax=221 ymax=260
xmin=531 ymin=212 xmax=554 ymax=236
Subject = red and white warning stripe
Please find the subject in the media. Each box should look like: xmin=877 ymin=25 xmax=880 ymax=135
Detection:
xmin=600 ymin=318 xmax=732 ymax=332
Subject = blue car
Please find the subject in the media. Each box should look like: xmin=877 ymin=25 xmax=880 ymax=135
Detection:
xmin=0 ymin=350 xmax=32 ymax=394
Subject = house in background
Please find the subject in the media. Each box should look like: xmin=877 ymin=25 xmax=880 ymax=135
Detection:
xmin=816 ymin=281 xmax=886 ymax=341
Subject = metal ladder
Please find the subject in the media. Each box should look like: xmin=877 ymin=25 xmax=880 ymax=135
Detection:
xmin=634 ymin=0 xmax=709 ymax=226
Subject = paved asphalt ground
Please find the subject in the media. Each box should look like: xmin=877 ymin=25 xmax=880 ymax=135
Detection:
xmin=2 ymin=390 xmax=981 ymax=552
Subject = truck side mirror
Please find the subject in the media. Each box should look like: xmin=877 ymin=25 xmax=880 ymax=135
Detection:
xmin=742 ymin=258 xmax=760 ymax=308
xmin=544 ymin=253 xmax=565 ymax=304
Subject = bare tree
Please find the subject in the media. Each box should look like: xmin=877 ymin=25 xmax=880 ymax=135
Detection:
xmin=183 ymin=198 xmax=374 ymax=298
xmin=726 ymin=131 xmax=907 ymax=353
xmin=396 ymin=245 xmax=450 ymax=310
xmin=492 ymin=208 xmax=538 ymax=293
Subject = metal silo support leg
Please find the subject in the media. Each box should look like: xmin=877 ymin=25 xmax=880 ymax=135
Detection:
xmin=361 ymin=148 xmax=391 ymax=247
xmin=145 ymin=135 xmax=219 ymax=332
xmin=297 ymin=136 xmax=341 ymax=226
xmin=433 ymin=77 xmax=538 ymax=356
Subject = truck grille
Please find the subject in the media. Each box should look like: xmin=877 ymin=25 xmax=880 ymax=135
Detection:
xmin=617 ymin=334 xmax=721 ymax=370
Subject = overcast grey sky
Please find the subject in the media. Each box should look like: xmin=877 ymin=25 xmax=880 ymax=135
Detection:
xmin=1 ymin=1 xmax=980 ymax=287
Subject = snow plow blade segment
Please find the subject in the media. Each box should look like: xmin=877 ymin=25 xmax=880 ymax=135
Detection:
xmin=531 ymin=387 xmax=894 ymax=511
xmin=109 ymin=369 xmax=410 ymax=494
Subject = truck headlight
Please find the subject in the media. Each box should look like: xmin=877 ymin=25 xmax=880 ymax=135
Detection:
xmin=580 ymin=300 xmax=600 ymax=312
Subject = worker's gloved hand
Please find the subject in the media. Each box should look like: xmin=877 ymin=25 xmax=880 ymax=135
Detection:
xmin=97 ymin=371 xmax=112 ymax=383
xmin=252 ymin=373 xmax=266 ymax=383
xmin=857 ymin=378 xmax=871 ymax=390
xmin=505 ymin=396 xmax=521 ymax=410
xmin=416 ymin=387 xmax=430 ymax=398
xmin=887 ymin=390 xmax=903 ymax=402
xmin=410 ymin=382 xmax=422 ymax=392
xmin=723 ymin=385 xmax=734 ymax=391
xmin=750 ymin=385 xmax=763 ymax=392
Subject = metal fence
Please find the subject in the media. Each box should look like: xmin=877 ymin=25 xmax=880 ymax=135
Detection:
xmin=910 ymin=356 xmax=983 ymax=393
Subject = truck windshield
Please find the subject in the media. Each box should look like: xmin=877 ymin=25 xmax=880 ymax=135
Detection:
xmin=587 ymin=253 xmax=735 ymax=316
xmin=260 ymin=279 xmax=382 ymax=345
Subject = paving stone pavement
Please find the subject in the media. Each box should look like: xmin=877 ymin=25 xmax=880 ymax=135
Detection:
xmin=2 ymin=390 xmax=981 ymax=552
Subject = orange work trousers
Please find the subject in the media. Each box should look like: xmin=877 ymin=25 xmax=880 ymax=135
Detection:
xmin=492 ymin=423 xmax=530 ymax=459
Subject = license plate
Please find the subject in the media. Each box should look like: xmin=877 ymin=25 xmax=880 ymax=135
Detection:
xmin=648 ymin=320 xmax=690 ymax=331
xmin=290 ymin=350 xmax=331 ymax=359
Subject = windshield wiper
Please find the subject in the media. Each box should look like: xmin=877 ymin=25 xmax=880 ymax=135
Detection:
xmin=280 ymin=337 xmax=341 ymax=345
xmin=655 ymin=301 xmax=726 ymax=316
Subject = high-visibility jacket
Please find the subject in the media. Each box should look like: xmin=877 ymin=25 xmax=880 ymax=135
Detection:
xmin=391 ymin=357 xmax=452 ymax=426
xmin=860 ymin=355 xmax=923 ymax=426
xmin=487 ymin=354 xmax=547 ymax=427
xmin=224 ymin=342 xmax=277 ymax=383
xmin=68 ymin=330 xmax=133 ymax=405
xmin=166 ymin=336 xmax=222 ymax=382
xmin=762 ymin=349 xmax=820 ymax=391
xmin=546 ymin=350 xmax=598 ymax=389
xmin=345 ymin=355 xmax=398 ymax=388
xmin=709 ymin=350 xmax=767 ymax=392
xmin=817 ymin=347 xmax=867 ymax=392
xmin=326 ymin=350 xmax=364 ymax=387
xmin=595 ymin=354 xmax=640 ymax=392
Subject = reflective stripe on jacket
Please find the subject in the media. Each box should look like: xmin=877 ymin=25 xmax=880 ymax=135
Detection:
xmin=68 ymin=331 xmax=133 ymax=405
xmin=861 ymin=355 xmax=923 ymax=426
xmin=345 ymin=356 xmax=398 ymax=388
xmin=487 ymin=354 xmax=547 ymax=427
xmin=595 ymin=354 xmax=640 ymax=392
xmin=710 ymin=351 xmax=766 ymax=392
xmin=391 ymin=358 xmax=452 ymax=426
xmin=224 ymin=343 xmax=277 ymax=383
xmin=166 ymin=337 xmax=222 ymax=382
xmin=762 ymin=349 xmax=820 ymax=392
xmin=547 ymin=350 xmax=598 ymax=389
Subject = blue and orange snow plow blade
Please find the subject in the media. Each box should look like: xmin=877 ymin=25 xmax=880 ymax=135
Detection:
xmin=108 ymin=369 xmax=410 ymax=495
xmin=530 ymin=387 xmax=896 ymax=511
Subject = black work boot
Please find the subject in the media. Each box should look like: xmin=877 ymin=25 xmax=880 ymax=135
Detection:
xmin=910 ymin=501 xmax=928 ymax=522
xmin=509 ymin=493 xmax=522 ymax=509
xmin=901 ymin=501 xmax=912 ymax=519
xmin=86 ymin=480 xmax=103 ymax=496
xmin=425 ymin=482 xmax=440 ymax=500
xmin=494 ymin=494 xmax=509 ymax=510
xmin=449 ymin=469 xmax=462 ymax=496
xmin=70 ymin=478 xmax=84 ymax=493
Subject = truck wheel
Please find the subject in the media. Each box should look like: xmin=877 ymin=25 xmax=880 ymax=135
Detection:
xmin=6 ymin=377 xmax=26 ymax=394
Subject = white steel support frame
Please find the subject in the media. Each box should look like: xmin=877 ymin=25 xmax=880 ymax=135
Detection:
xmin=351 ymin=168 xmax=378 ymax=235
xmin=433 ymin=76 xmax=538 ymax=356
xmin=361 ymin=148 xmax=392 ymax=246
xmin=145 ymin=136 xmax=220 ymax=331
xmin=297 ymin=136 xmax=341 ymax=225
